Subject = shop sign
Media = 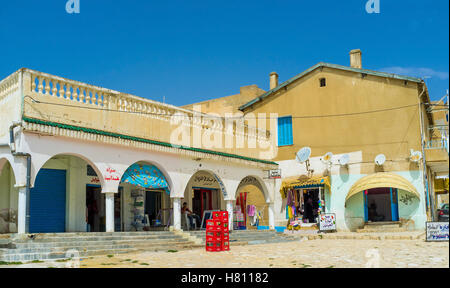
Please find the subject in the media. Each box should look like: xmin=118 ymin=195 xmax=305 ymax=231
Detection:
xmin=192 ymin=174 xmax=218 ymax=187
xmin=319 ymin=213 xmax=336 ymax=232
xmin=268 ymin=169 xmax=281 ymax=179
xmin=426 ymin=222 xmax=449 ymax=242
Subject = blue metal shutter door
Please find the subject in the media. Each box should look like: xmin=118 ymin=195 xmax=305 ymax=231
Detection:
xmin=30 ymin=169 xmax=67 ymax=233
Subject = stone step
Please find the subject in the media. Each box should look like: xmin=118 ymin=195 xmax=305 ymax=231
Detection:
xmin=356 ymin=228 xmax=407 ymax=233
xmin=11 ymin=231 xmax=174 ymax=238
xmin=3 ymin=238 xmax=193 ymax=250
xmin=11 ymin=235 xmax=185 ymax=243
xmin=1 ymin=248 xmax=139 ymax=262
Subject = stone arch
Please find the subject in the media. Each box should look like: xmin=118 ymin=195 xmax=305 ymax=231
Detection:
xmin=31 ymin=152 xmax=104 ymax=188
xmin=236 ymin=175 xmax=270 ymax=203
xmin=115 ymin=160 xmax=173 ymax=195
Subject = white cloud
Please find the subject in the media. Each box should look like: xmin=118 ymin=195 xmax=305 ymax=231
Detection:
xmin=379 ymin=67 xmax=449 ymax=80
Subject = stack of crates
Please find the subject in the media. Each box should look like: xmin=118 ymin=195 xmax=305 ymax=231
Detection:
xmin=205 ymin=211 xmax=230 ymax=252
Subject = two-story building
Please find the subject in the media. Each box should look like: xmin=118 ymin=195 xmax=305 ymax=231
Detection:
xmin=185 ymin=50 xmax=449 ymax=231
xmin=0 ymin=68 xmax=279 ymax=234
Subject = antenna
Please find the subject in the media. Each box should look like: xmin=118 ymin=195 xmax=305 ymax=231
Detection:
xmin=374 ymin=154 xmax=386 ymax=166
xmin=296 ymin=147 xmax=313 ymax=176
xmin=338 ymin=154 xmax=350 ymax=166
xmin=409 ymin=149 xmax=422 ymax=163
xmin=321 ymin=152 xmax=333 ymax=164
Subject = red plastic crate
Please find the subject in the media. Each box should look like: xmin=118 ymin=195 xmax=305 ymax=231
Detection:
xmin=213 ymin=219 xmax=222 ymax=226
xmin=219 ymin=211 xmax=228 ymax=218
xmin=221 ymin=240 xmax=230 ymax=251
xmin=212 ymin=211 xmax=221 ymax=219
xmin=214 ymin=241 xmax=222 ymax=251
xmin=205 ymin=241 xmax=216 ymax=252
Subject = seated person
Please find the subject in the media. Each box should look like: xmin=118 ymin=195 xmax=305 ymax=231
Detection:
xmin=181 ymin=202 xmax=201 ymax=229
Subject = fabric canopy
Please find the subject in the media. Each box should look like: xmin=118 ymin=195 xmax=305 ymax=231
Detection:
xmin=345 ymin=172 xmax=419 ymax=202
xmin=280 ymin=175 xmax=330 ymax=198
xmin=121 ymin=163 xmax=170 ymax=194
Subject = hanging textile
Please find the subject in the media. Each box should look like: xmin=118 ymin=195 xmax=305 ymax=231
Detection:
xmin=280 ymin=176 xmax=330 ymax=198
xmin=121 ymin=163 xmax=170 ymax=194
xmin=286 ymin=189 xmax=294 ymax=206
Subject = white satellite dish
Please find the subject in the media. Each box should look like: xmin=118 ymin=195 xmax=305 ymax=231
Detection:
xmin=375 ymin=154 xmax=386 ymax=166
xmin=338 ymin=154 xmax=350 ymax=166
xmin=410 ymin=149 xmax=422 ymax=163
xmin=321 ymin=152 xmax=333 ymax=164
xmin=296 ymin=147 xmax=311 ymax=163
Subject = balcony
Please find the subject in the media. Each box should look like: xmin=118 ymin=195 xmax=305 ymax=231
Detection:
xmin=0 ymin=69 xmax=276 ymax=165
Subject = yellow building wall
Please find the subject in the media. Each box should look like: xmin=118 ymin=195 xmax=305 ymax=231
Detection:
xmin=243 ymin=67 xmax=424 ymax=173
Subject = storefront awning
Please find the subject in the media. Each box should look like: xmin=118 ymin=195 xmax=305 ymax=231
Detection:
xmin=345 ymin=172 xmax=420 ymax=202
xmin=121 ymin=163 xmax=170 ymax=194
xmin=280 ymin=175 xmax=330 ymax=198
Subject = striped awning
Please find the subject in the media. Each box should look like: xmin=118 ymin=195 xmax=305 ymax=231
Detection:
xmin=121 ymin=163 xmax=170 ymax=194
xmin=280 ymin=175 xmax=330 ymax=198
xmin=345 ymin=172 xmax=420 ymax=202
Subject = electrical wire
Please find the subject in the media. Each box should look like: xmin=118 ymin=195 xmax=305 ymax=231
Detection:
xmin=24 ymin=96 xmax=420 ymax=120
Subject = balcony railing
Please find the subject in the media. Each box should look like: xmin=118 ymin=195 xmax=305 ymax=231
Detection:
xmin=426 ymin=138 xmax=449 ymax=154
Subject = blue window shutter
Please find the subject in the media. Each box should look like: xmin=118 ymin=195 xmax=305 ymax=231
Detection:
xmin=278 ymin=116 xmax=293 ymax=146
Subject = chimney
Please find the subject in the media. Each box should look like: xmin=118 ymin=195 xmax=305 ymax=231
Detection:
xmin=349 ymin=49 xmax=362 ymax=69
xmin=270 ymin=72 xmax=279 ymax=90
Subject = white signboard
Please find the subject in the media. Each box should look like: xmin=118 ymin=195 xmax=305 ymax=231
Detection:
xmin=426 ymin=222 xmax=449 ymax=242
xmin=268 ymin=169 xmax=281 ymax=179
xmin=319 ymin=213 xmax=336 ymax=232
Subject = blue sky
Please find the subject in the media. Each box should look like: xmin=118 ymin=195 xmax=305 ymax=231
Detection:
xmin=0 ymin=0 xmax=448 ymax=105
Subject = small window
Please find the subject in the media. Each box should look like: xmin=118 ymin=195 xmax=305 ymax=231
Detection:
xmin=87 ymin=165 xmax=98 ymax=177
xmin=319 ymin=78 xmax=326 ymax=87
xmin=277 ymin=116 xmax=293 ymax=146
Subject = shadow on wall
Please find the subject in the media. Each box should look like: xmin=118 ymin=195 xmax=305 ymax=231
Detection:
xmin=408 ymin=167 xmax=420 ymax=181
xmin=344 ymin=193 xmax=365 ymax=232
xmin=398 ymin=190 xmax=420 ymax=230
xmin=0 ymin=208 xmax=17 ymax=234
xmin=339 ymin=167 xmax=350 ymax=183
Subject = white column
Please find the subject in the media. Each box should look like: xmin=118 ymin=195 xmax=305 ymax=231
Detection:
xmin=226 ymin=200 xmax=234 ymax=231
xmin=268 ymin=203 xmax=275 ymax=230
xmin=172 ymin=197 xmax=181 ymax=231
xmin=17 ymin=186 xmax=27 ymax=234
xmin=105 ymin=192 xmax=115 ymax=232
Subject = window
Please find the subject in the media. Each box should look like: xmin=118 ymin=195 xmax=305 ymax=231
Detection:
xmin=87 ymin=165 xmax=98 ymax=176
xmin=277 ymin=116 xmax=293 ymax=146
xmin=319 ymin=78 xmax=326 ymax=87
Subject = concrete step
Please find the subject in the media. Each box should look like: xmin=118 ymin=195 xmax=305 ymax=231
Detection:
xmin=0 ymin=231 xmax=200 ymax=263
xmin=11 ymin=235 xmax=185 ymax=244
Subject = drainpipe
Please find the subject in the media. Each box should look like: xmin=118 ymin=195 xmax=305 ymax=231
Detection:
xmin=2 ymin=122 xmax=32 ymax=233
xmin=417 ymin=85 xmax=433 ymax=221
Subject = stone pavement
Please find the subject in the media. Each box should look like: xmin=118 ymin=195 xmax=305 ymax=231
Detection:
xmin=3 ymin=234 xmax=447 ymax=268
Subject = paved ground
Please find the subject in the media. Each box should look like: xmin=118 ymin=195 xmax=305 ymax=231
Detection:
xmin=5 ymin=237 xmax=447 ymax=268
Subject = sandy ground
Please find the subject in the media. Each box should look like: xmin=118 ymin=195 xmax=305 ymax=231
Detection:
xmin=66 ymin=239 xmax=449 ymax=268
xmin=3 ymin=238 xmax=448 ymax=268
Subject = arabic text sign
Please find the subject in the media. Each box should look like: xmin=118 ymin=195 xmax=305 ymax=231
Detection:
xmin=426 ymin=222 xmax=449 ymax=242
xmin=319 ymin=213 xmax=336 ymax=231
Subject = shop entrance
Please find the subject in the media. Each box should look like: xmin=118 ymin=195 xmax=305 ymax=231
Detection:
xmin=145 ymin=190 xmax=163 ymax=227
xmin=193 ymin=188 xmax=219 ymax=218
xmin=86 ymin=185 xmax=104 ymax=232
xmin=302 ymin=189 xmax=320 ymax=223
xmin=364 ymin=187 xmax=399 ymax=222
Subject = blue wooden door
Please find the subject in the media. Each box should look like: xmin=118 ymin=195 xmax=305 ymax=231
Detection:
xmin=30 ymin=169 xmax=66 ymax=233
xmin=363 ymin=190 xmax=368 ymax=222
xmin=390 ymin=188 xmax=399 ymax=221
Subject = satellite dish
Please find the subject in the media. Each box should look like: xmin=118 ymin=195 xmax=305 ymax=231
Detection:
xmin=321 ymin=152 xmax=333 ymax=164
xmin=339 ymin=154 xmax=350 ymax=166
xmin=410 ymin=149 xmax=422 ymax=163
xmin=375 ymin=154 xmax=386 ymax=166
xmin=296 ymin=147 xmax=311 ymax=163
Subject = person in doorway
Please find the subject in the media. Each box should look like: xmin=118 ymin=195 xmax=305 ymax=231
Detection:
xmin=87 ymin=194 xmax=99 ymax=231
xmin=182 ymin=202 xmax=201 ymax=229
xmin=304 ymin=197 xmax=315 ymax=223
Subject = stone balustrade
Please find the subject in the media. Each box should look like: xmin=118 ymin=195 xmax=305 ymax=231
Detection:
xmin=8 ymin=68 xmax=274 ymax=160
